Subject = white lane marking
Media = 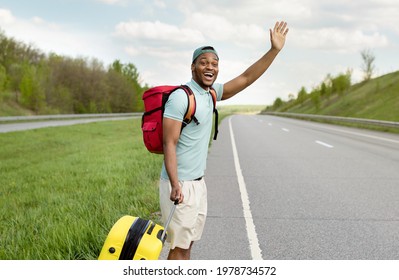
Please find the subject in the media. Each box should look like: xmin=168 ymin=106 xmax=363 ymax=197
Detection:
xmin=229 ymin=117 xmax=263 ymax=260
xmin=282 ymin=128 xmax=289 ymax=132
xmin=306 ymin=122 xmax=399 ymax=145
xmin=315 ymin=140 xmax=334 ymax=148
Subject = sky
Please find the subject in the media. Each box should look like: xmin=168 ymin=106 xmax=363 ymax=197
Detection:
xmin=0 ymin=0 xmax=398 ymax=106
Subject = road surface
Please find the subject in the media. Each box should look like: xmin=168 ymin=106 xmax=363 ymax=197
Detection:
xmin=192 ymin=115 xmax=399 ymax=260
xmin=0 ymin=116 xmax=136 ymax=133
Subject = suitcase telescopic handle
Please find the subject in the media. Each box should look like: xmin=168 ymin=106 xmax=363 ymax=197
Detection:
xmin=161 ymin=200 xmax=178 ymax=241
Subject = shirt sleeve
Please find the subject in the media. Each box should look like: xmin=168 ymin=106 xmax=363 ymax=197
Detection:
xmin=163 ymin=88 xmax=189 ymax=122
xmin=212 ymin=83 xmax=224 ymax=101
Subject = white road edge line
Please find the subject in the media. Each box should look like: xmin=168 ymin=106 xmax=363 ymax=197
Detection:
xmin=307 ymin=122 xmax=399 ymax=145
xmin=315 ymin=140 xmax=334 ymax=148
xmin=229 ymin=117 xmax=263 ymax=260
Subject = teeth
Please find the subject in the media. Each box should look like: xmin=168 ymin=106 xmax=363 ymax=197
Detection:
xmin=204 ymin=73 xmax=213 ymax=77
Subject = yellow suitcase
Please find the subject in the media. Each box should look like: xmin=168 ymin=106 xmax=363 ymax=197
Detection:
xmin=98 ymin=202 xmax=176 ymax=260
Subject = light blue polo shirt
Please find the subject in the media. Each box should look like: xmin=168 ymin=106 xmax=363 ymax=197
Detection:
xmin=161 ymin=79 xmax=223 ymax=181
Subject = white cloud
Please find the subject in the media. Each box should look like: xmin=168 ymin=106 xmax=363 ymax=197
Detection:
xmin=0 ymin=9 xmax=116 ymax=64
xmin=184 ymin=13 xmax=267 ymax=48
xmin=125 ymin=45 xmax=191 ymax=60
xmin=0 ymin=9 xmax=15 ymax=24
xmin=153 ymin=0 xmax=166 ymax=9
xmin=114 ymin=20 xmax=205 ymax=44
xmin=31 ymin=16 xmax=44 ymax=25
xmin=96 ymin=0 xmax=126 ymax=5
xmin=139 ymin=55 xmax=191 ymax=86
xmin=124 ymin=46 xmax=140 ymax=56
xmin=178 ymin=0 xmax=312 ymax=25
xmin=291 ymin=28 xmax=389 ymax=53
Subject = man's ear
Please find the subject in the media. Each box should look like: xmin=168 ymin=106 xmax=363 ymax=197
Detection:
xmin=191 ymin=63 xmax=195 ymax=72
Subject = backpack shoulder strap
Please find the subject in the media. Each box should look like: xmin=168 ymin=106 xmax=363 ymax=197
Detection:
xmin=209 ymin=87 xmax=217 ymax=109
xmin=178 ymin=85 xmax=199 ymax=127
xmin=209 ymin=87 xmax=219 ymax=140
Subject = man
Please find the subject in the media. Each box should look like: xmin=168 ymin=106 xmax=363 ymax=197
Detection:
xmin=160 ymin=21 xmax=289 ymax=260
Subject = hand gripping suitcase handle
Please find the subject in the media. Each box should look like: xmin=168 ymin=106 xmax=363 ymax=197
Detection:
xmin=161 ymin=200 xmax=178 ymax=241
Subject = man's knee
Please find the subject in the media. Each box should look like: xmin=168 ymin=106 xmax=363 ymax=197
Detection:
xmin=167 ymin=242 xmax=194 ymax=260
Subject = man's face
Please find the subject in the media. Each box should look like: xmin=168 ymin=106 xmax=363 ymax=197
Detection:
xmin=191 ymin=53 xmax=219 ymax=90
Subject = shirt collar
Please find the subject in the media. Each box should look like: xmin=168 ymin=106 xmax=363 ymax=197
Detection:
xmin=188 ymin=79 xmax=209 ymax=95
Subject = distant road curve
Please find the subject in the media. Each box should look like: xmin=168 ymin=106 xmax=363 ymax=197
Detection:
xmin=0 ymin=113 xmax=141 ymax=133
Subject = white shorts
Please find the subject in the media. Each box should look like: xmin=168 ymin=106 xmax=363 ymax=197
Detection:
xmin=159 ymin=178 xmax=207 ymax=250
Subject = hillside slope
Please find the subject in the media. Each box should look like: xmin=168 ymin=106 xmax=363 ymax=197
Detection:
xmin=266 ymin=71 xmax=399 ymax=122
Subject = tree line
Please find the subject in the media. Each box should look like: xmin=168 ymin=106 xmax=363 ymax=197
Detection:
xmin=270 ymin=70 xmax=352 ymax=112
xmin=0 ymin=30 xmax=147 ymax=114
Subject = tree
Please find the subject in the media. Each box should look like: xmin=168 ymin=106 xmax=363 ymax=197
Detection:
xmin=0 ymin=65 xmax=6 ymax=92
xmin=19 ymin=62 xmax=45 ymax=112
xmin=0 ymin=31 xmax=148 ymax=114
xmin=272 ymin=97 xmax=283 ymax=109
xmin=110 ymin=59 xmax=123 ymax=73
xmin=309 ymin=88 xmax=320 ymax=111
xmin=361 ymin=49 xmax=375 ymax=81
xmin=331 ymin=70 xmax=352 ymax=97
xmin=296 ymin=86 xmax=308 ymax=106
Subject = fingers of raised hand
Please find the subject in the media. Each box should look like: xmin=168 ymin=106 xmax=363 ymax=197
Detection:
xmin=274 ymin=21 xmax=288 ymax=35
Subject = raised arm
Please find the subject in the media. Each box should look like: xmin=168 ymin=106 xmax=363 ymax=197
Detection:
xmin=222 ymin=21 xmax=289 ymax=100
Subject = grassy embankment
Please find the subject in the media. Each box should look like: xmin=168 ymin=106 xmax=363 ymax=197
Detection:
xmin=264 ymin=71 xmax=399 ymax=132
xmin=0 ymin=119 xmax=162 ymax=259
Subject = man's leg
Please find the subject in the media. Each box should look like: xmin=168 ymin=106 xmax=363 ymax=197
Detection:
xmin=167 ymin=242 xmax=194 ymax=260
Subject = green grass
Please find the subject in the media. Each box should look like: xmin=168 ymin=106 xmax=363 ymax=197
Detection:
xmin=0 ymin=119 xmax=163 ymax=259
xmin=217 ymin=104 xmax=265 ymax=115
xmin=0 ymin=90 xmax=35 ymax=116
xmin=271 ymin=71 xmax=399 ymax=122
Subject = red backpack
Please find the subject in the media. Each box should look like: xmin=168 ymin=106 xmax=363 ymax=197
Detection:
xmin=141 ymin=85 xmax=218 ymax=154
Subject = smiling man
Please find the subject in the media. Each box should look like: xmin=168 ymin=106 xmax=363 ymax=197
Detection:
xmin=160 ymin=21 xmax=289 ymax=260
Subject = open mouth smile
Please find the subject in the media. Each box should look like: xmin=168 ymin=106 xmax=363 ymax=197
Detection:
xmin=204 ymin=72 xmax=214 ymax=80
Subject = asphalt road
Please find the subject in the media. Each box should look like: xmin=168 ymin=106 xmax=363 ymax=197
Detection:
xmin=0 ymin=116 xmax=136 ymax=133
xmin=192 ymin=115 xmax=399 ymax=260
